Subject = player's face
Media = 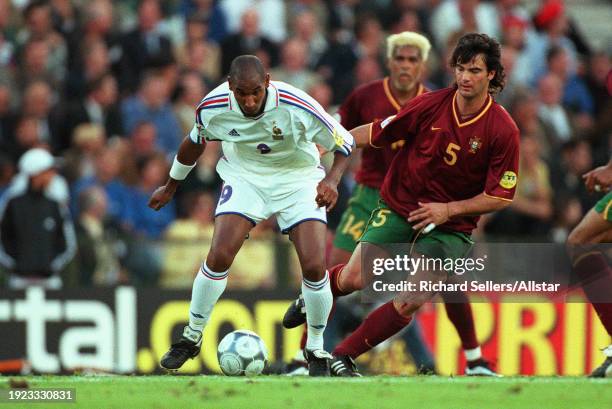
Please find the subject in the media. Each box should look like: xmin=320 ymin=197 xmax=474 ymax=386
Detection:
xmin=454 ymin=54 xmax=495 ymax=100
xmin=229 ymin=73 xmax=270 ymax=117
xmin=388 ymin=45 xmax=424 ymax=93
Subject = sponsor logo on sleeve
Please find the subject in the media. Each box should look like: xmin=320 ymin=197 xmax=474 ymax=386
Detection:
xmin=500 ymin=171 xmax=517 ymax=189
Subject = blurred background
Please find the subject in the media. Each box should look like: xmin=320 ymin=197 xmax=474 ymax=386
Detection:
xmin=0 ymin=0 xmax=610 ymax=376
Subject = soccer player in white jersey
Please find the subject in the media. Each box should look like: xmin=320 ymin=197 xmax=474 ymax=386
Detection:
xmin=148 ymin=55 xmax=354 ymax=376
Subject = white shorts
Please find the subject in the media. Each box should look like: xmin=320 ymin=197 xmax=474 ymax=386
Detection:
xmin=214 ymin=168 xmax=327 ymax=233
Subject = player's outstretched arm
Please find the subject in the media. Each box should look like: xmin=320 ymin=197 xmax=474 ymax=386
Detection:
xmin=316 ymin=151 xmax=351 ymax=211
xmin=350 ymin=123 xmax=373 ymax=148
xmin=148 ymin=137 xmax=206 ymax=211
xmin=583 ymin=159 xmax=612 ymax=193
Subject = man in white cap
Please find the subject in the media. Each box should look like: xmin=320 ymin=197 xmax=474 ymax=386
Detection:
xmin=0 ymin=148 xmax=76 ymax=289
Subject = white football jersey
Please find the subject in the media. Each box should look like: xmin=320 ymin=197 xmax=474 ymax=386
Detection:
xmin=188 ymin=81 xmax=354 ymax=183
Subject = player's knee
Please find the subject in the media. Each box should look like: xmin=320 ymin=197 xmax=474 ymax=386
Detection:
xmin=567 ymin=223 xmax=601 ymax=247
xmin=567 ymin=226 xmax=587 ymax=246
xmin=300 ymin=259 xmax=326 ymax=282
xmin=206 ymin=248 xmax=235 ymax=272
xmin=392 ymin=299 xmax=420 ymax=318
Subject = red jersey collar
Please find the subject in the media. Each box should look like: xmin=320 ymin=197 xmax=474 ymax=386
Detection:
xmin=452 ymin=91 xmax=493 ymax=128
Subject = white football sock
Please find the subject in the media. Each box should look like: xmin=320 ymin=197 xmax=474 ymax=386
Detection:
xmin=302 ymin=271 xmax=332 ymax=351
xmin=464 ymin=346 xmax=482 ymax=361
xmin=188 ymin=261 xmax=228 ymax=333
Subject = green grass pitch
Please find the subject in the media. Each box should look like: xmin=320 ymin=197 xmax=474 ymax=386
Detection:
xmin=1 ymin=375 xmax=611 ymax=409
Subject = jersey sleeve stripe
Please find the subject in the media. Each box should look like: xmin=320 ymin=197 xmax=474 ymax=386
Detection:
xmin=278 ymin=90 xmax=334 ymax=130
xmin=279 ymin=98 xmax=333 ymax=133
xmin=199 ymin=103 xmax=228 ymax=110
xmin=196 ymin=93 xmax=229 ymax=109
xmin=483 ymin=192 xmax=514 ymax=202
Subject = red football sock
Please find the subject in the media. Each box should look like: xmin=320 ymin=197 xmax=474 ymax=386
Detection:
xmin=441 ymin=292 xmax=479 ymax=350
xmin=329 ymin=264 xmax=351 ymax=297
xmin=574 ymin=252 xmax=612 ymax=336
xmin=333 ymin=301 xmax=412 ymax=358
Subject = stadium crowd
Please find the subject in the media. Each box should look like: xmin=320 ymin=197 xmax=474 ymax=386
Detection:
xmin=0 ymin=0 xmax=610 ymax=289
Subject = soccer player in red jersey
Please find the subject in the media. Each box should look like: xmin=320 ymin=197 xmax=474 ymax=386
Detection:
xmin=327 ymin=33 xmax=519 ymax=376
xmin=284 ymin=32 xmax=497 ymax=376
xmin=567 ymin=161 xmax=612 ymax=377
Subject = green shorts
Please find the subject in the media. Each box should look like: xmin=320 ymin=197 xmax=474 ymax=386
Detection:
xmin=333 ymin=184 xmax=381 ymax=252
xmin=360 ymin=201 xmax=474 ymax=260
xmin=594 ymin=191 xmax=612 ymax=222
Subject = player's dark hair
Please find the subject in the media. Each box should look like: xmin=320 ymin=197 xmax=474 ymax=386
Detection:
xmin=229 ymin=55 xmax=265 ymax=82
xmin=450 ymin=33 xmax=506 ymax=94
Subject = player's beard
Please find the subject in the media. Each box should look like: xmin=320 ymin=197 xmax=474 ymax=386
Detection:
xmin=392 ymin=76 xmax=416 ymax=94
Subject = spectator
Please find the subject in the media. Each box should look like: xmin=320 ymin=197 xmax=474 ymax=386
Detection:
xmin=121 ymin=71 xmax=181 ymax=155
xmin=524 ymin=0 xmax=579 ymax=85
xmin=354 ymin=14 xmax=385 ymax=61
xmin=9 ymin=116 xmax=45 ymax=161
xmin=174 ymin=71 xmax=206 ymax=136
xmin=63 ymin=123 xmax=106 ymax=183
xmin=117 ymin=0 xmax=174 ymax=93
xmin=21 ymin=80 xmax=64 ymax=153
xmin=430 ymin=0 xmax=500 ymax=50
xmin=354 ymin=56 xmax=383 ymax=88
xmin=270 ymin=38 xmax=322 ymax=91
xmin=0 ymin=0 xmax=16 ymax=80
xmin=0 ymin=153 xmax=15 ymax=198
xmin=0 ymin=148 xmax=76 ymax=289
xmin=220 ymin=8 xmax=278 ymax=76
xmin=179 ymin=0 xmax=228 ymax=44
xmin=537 ymin=73 xmax=573 ymax=144
xmin=292 ymin=10 xmax=328 ymax=70
xmin=62 ymin=72 xmax=123 ymax=149
xmin=500 ymin=15 xmax=532 ymax=87
xmin=547 ymin=45 xmax=594 ymax=123
xmin=220 ymin=0 xmax=286 ymax=43
xmin=15 ymin=1 xmax=68 ymax=90
xmin=65 ymin=39 xmax=112 ymax=99
xmin=125 ymin=153 xmax=175 ymax=239
xmin=71 ymin=146 xmax=132 ymax=226
xmin=129 ymin=121 xmax=159 ymax=161
xmin=510 ymin=91 xmax=551 ymax=160
xmin=484 ymin=135 xmax=553 ymax=238
xmin=585 ymin=51 xmax=612 ymax=117
xmin=161 ymin=190 xmax=215 ymax=288
xmin=0 ymin=83 xmax=15 ymax=153
xmin=16 ymin=39 xmax=58 ymax=91
xmin=123 ymin=154 xmax=175 ymax=285
xmin=175 ymin=15 xmax=221 ymax=84
xmin=74 ymin=186 xmax=122 ymax=286
xmin=551 ymin=139 xmax=597 ymax=216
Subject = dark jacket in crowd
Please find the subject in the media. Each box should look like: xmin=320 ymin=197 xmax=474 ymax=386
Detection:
xmin=0 ymin=180 xmax=76 ymax=278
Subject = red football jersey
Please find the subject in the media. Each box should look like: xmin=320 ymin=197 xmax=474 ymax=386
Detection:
xmin=370 ymin=87 xmax=520 ymax=234
xmin=338 ymin=78 xmax=426 ymax=189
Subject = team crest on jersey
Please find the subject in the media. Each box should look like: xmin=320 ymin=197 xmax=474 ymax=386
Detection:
xmin=272 ymin=121 xmax=284 ymax=140
xmin=468 ymin=136 xmax=482 ymax=153
xmin=332 ymin=129 xmax=344 ymax=147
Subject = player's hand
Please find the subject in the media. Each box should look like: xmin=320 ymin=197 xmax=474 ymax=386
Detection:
xmin=148 ymin=185 xmax=176 ymax=211
xmin=583 ymin=165 xmax=612 ymax=193
xmin=407 ymin=202 xmax=450 ymax=231
xmin=315 ymin=178 xmax=339 ymax=211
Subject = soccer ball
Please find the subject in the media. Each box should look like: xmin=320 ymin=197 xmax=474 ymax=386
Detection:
xmin=217 ymin=330 xmax=268 ymax=376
